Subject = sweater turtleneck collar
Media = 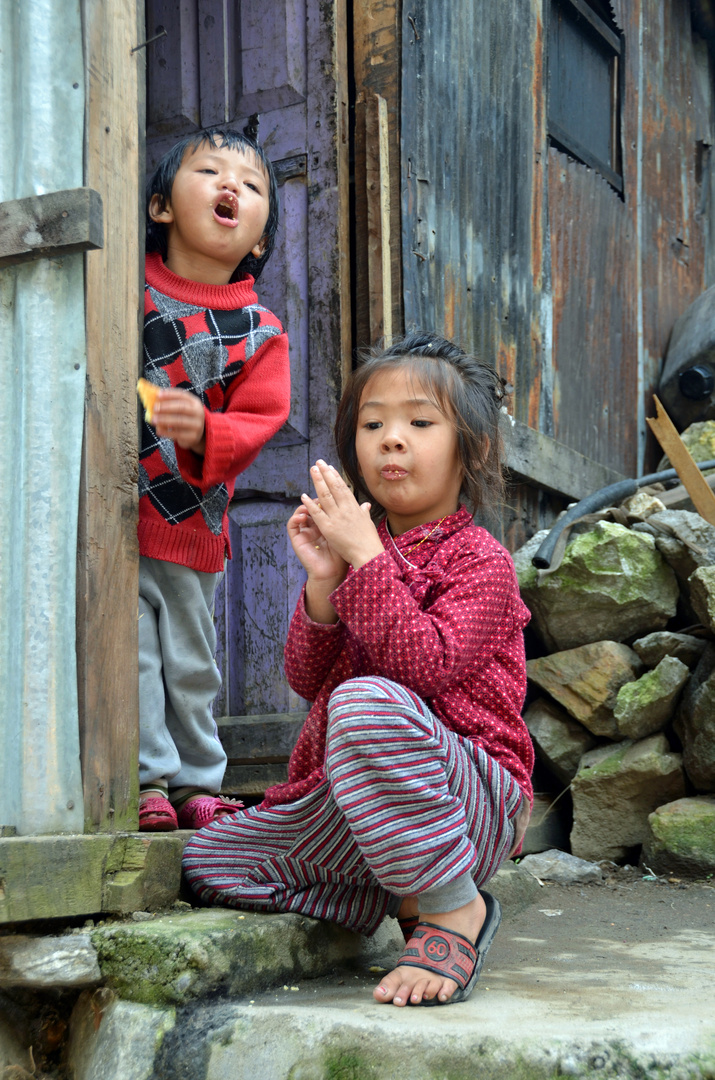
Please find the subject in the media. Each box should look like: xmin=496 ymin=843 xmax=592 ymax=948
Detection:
xmin=145 ymin=251 xmax=258 ymax=311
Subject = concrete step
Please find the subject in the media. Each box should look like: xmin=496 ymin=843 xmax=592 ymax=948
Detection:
xmin=4 ymin=867 xmax=714 ymax=1079
xmin=65 ymin=880 xmax=715 ymax=1080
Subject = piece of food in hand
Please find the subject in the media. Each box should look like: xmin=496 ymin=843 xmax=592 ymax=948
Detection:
xmin=136 ymin=378 xmax=161 ymax=422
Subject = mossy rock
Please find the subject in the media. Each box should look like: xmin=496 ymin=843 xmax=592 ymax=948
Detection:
xmin=517 ymin=522 xmax=678 ymax=652
xmin=642 ymin=796 xmax=715 ymax=877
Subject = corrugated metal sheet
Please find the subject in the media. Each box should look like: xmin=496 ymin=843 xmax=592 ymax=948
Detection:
xmin=0 ymin=0 xmax=86 ymax=833
xmin=401 ymin=0 xmax=547 ymax=434
xmin=401 ymin=0 xmax=715 ymax=483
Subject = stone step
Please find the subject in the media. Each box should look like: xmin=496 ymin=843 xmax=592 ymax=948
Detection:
xmin=60 ymin=875 xmax=715 ymax=1080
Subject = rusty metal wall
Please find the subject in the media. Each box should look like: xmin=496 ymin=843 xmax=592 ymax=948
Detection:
xmin=0 ymin=0 xmax=86 ymax=833
xmin=402 ymin=0 xmax=715 ymax=492
xmin=402 ymin=0 xmax=548 ymax=435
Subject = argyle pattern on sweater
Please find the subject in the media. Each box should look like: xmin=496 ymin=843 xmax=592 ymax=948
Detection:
xmin=138 ymin=253 xmax=290 ymax=572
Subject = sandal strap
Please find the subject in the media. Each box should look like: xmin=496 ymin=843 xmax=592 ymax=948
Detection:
xmin=139 ymin=794 xmax=178 ymax=831
xmin=397 ymin=922 xmax=478 ymax=991
xmin=177 ymin=794 xmax=243 ymax=829
xmin=398 ymin=915 xmax=420 ymax=942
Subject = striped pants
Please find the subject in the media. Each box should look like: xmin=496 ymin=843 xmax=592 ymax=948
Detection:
xmin=182 ymin=677 xmax=524 ymax=936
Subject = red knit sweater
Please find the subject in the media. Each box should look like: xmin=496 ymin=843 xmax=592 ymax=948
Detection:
xmin=138 ymin=253 xmax=290 ymax=572
xmin=264 ymin=507 xmax=534 ymax=809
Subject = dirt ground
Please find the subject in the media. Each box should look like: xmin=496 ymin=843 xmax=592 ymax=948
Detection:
xmin=499 ymin=864 xmax=715 ymax=951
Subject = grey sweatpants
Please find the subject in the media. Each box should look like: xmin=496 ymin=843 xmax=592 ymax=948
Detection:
xmin=138 ymin=556 xmax=227 ymax=792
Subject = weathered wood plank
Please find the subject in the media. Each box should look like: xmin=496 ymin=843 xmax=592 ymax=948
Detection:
xmin=502 ymin=415 xmax=626 ymax=501
xmin=0 ymin=834 xmax=188 ymax=924
xmin=646 ymin=397 xmax=715 ymax=524
xmin=217 ymin=713 xmax=306 ymax=761
xmin=353 ymin=0 xmax=402 ymax=347
xmin=222 ymin=764 xmax=289 ymax=798
xmin=77 ymin=0 xmax=145 ymax=832
xmin=365 ymin=93 xmax=392 ymax=343
xmin=0 ymin=187 xmax=103 ymax=268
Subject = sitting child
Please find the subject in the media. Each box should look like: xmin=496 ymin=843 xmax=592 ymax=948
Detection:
xmin=183 ymin=333 xmax=533 ymax=1006
xmin=137 ymin=126 xmax=290 ymax=831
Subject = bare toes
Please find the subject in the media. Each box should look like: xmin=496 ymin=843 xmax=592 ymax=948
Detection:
xmin=409 ymin=977 xmax=432 ymax=1004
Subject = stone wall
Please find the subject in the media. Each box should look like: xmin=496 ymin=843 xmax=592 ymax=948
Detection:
xmin=514 ymin=471 xmax=715 ymax=879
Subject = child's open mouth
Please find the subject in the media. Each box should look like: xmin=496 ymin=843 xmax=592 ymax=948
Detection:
xmin=213 ymin=192 xmax=239 ymax=227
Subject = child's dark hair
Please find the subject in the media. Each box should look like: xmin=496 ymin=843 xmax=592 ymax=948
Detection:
xmin=334 ymin=332 xmax=509 ymax=517
xmin=145 ymin=126 xmax=279 ymax=281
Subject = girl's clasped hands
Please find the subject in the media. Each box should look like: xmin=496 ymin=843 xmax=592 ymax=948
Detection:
xmin=288 ymin=459 xmax=385 ymax=599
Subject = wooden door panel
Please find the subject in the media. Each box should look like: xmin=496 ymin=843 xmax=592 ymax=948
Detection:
xmin=213 ymin=500 xmax=307 ymax=717
xmin=238 ymin=0 xmax=307 ymax=115
xmin=147 ymin=0 xmax=307 ymax=145
xmin=145 ymin=0 xmax=348 ymax=744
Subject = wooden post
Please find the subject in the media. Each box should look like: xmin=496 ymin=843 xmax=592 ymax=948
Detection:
xmin=353 ymin=0 xmax=403 ymax=348
xmin=646 ymin=396 xmax=715 ymax=525
xmin=365 ymin=93 xmax=393 ymax=344
xmin=77 ymin=0 xmax=145 ymax=831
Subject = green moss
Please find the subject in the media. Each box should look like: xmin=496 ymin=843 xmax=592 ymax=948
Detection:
xmin=321 ymin=1049 xmax=377 ymax=1080
xmin=650 ymin=800 xmax=715 ymax=864
xmin=521 ymin=521 xmax=678 ymax=613
xmin=576 ymin=743 xmax=629 ymax=781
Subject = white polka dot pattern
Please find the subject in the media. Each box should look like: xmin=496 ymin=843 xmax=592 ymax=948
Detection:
xmin=263 ymin=507 xmax=535 ymax=811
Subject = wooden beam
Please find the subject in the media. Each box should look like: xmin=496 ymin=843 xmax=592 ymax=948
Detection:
xmin=365 ymin=93 xmax=393 ymax=343
xmin=502 ymin=415 xmax=626 ymax=500
xmin=0 ymin=188 xmax=103 ymax=268
xmin=353 ymin=0 xmax=402 ymax=347
xmin=217 ymin=713 xmax=306 ymax=761
xmin=646 ymin=396 xmax=715 ymax=525
xmin=0 ymin=834 xmax=188 ymax=924
xmin=77 ymin=0 xmax=145 ymax=832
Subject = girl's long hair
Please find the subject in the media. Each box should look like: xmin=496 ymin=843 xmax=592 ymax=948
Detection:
xmin=334 ymin=333 xmax=509 ymax=519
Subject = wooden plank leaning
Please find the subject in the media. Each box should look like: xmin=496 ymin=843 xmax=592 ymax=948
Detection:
xmin=646 ymin=396 xmax=715 ymax=526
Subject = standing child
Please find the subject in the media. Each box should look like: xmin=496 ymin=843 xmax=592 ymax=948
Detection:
xmin=137 ymin=127 xmax=290 ymax=832
xmin=183 ymin=333 xmax=532 ymax=1006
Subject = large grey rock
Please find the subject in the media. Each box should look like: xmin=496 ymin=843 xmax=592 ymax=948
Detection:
xmin=640 ymin=509 xmax=715 ymax=587
xmin=613 ymin=656 xmax=690 ymax=740
xmin=524 ymin=698 xmax=596 ymax=784
xmin=516 ymin=521 xmax=679 ymax=651
xmin=527 ymin=641 xmax=643 ymax=738
xmin=570 ymin=735 xmax=686 ymax=863
xmin=642 ymin=796 xmax=715 ymax=878
xmin=67 ymin=989 xmax=175 ymax=1080
xmin=91 ymin=909 xmax=369 ymax=1007
xmin=519 ymin=849 xmax=603 ymax=884
xmin=486 ymin=861 xmax=543 ymax=912
xmin=674 ymin=644 xmax=715 ymax=791
xmin=689 ymin=565 xmax=715 ymax=634
xmin=0 ymin=934 xmax=100 ymax=988
xmin=632 ymin=630 xmax=707 ymax=669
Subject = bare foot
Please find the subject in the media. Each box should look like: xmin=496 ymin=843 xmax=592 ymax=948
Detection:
xmin=374 ymin=892 xmax=486 ymax=1006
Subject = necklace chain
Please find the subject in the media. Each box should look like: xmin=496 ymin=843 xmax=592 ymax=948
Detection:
xmin=386 ymin=516 xmax=447 ymax=568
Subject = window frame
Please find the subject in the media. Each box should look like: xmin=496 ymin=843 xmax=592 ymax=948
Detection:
xmin=547 ymin=0 xmax=624 ymax=194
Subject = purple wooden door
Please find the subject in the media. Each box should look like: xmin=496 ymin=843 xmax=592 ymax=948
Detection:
xmin=145 ymin=2 xmax=348 ymax=752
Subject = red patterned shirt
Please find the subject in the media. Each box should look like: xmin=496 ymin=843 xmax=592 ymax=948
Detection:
xmin=264 ymin=506 xmax=534 ymax=808
xmin=138 ymin=252 xmax=290 ymax=573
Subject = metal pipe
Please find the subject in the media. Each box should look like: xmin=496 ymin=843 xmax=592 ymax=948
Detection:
xmin=531 ymin=460 xmax=715 ymax=569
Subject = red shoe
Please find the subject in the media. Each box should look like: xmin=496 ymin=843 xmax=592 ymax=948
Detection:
xmin=139 ymin=794 xmax=178 ymax=831
xmin=176 ymin=794 xmax=243 ymax=829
